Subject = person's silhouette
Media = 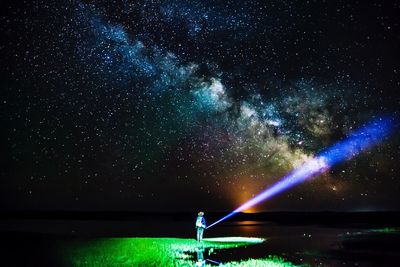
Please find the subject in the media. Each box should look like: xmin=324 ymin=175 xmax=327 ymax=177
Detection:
xmin=195 ymin=211 xmax=206 ymax=242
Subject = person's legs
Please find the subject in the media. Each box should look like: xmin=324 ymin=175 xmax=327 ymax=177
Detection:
xmin=196 ymin=228 xmax=200 ymax=241
xmin=199 ymin=228 xmax=204 ymax=242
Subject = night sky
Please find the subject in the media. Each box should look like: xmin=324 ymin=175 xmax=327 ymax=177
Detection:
xmin=1 ymin=0 xmax=399 ymax=212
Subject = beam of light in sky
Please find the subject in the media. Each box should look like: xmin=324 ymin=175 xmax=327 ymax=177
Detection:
xmin=207 ymin=115 xmax=397 ymax=229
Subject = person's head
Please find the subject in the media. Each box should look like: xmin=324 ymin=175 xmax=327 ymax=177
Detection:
xmin=198 ymin=211 xmax=204 ymax=216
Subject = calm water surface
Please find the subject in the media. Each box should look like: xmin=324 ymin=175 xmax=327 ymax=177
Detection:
xmin=1 ymin=219 xmax=399 ymax=266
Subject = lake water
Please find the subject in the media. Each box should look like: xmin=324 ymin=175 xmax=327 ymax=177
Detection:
xmin=203 ymin=221 xmax=399 ymax=266
xmin=1 ymin=219 xmax=399 ymax=266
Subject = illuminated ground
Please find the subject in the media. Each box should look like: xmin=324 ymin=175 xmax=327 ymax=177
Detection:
xmin=1 ymin=221 xmax=400 ymax=266
xmin=62 ymin=237 xmax=300 ymax=266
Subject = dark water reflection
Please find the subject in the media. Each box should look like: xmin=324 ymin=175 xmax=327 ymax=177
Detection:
xmin=207 ymin=221 xmax=400 ymax=266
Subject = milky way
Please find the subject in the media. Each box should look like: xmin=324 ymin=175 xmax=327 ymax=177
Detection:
xmin=0 ymin=0 xmax=399 ymax=211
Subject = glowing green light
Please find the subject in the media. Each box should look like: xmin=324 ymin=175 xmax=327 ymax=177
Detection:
xmin=62 ymin=237 xmax=298 ymax=266
xmin=369 ymin=227 xmax=399 ymax=234
xmin=204 ymin=237 xmax=264 ymax=243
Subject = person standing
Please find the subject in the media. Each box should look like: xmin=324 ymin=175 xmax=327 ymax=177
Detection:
xmin=195 ymin=211 xmax=206 ymax=242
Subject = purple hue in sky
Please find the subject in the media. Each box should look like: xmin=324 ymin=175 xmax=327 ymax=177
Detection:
xmin=208 ymin=116 xmax=396 ymax=228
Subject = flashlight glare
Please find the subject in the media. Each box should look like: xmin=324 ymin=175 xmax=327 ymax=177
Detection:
xmin=207 ymin=116 xmax=396 ymax=229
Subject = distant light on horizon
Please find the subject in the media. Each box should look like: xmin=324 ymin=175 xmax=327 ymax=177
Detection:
xmin=207 ymin=115 xmax=397 ymax=229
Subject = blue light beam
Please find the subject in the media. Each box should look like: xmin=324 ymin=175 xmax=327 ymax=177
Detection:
xmin=207 ymin=116 xmax=397 ymax=229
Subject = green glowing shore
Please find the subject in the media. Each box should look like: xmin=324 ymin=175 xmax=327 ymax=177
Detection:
xmin=63 ymin=237 xmax=300 ymax=266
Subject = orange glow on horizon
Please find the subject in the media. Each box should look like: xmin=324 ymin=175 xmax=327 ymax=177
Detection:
xmin=233 ymin=182 xmax=262 ymax=213
xmin=242 ymin=207 xmax=256 ymax=213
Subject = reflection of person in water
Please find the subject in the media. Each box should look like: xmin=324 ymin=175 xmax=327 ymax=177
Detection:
xmin=195 ymin=247 xmax=206 ymax=267
xmin=195 ymin=211 xmax=206 ymax=242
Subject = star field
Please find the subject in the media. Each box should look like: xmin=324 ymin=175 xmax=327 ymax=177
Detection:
xmin=0 ymin=0 xmax=399 ymax=211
